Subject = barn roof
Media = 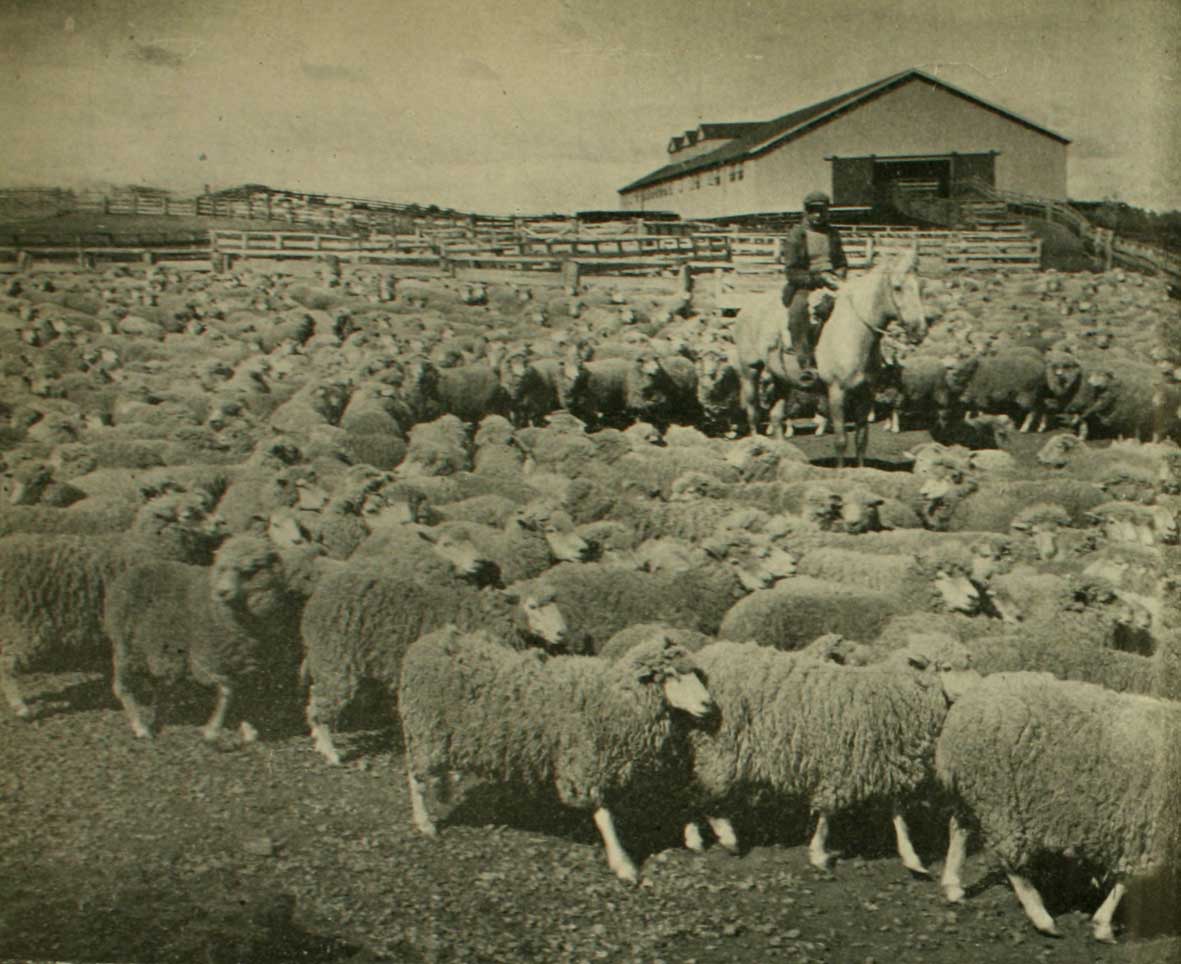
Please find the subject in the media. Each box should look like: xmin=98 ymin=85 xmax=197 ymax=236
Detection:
xmin=620 ymin=68 xmax=1070 ymax=195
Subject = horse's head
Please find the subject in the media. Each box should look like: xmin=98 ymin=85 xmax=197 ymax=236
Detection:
xmin=886 ymin=248 xmax=927 ymax=345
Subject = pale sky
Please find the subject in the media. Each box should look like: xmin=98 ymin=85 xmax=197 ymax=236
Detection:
xmin=1 ymin=0 xmax=1178 ymax=213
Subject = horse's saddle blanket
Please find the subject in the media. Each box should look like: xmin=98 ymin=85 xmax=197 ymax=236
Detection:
xmin=808 ymin=289 xmax=836 ymax=326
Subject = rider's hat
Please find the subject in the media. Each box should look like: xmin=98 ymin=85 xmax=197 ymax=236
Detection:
xmin=803 ymin=191 xmax=831 ymax=210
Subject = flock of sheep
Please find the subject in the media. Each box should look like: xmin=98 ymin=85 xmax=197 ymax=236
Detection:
xmin=1 ymin=254 xmax=1180 ymax=947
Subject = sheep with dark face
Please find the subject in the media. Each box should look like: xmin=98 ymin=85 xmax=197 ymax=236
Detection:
xmin=879 ymin=353 xmax=979 ymax=434
xmin=962 ymin=348 xmax=1050 ymax=432
xmin=693 ymin=347 xmax=743 ymax=437
xmin=104 ymin=534 xmax=305 ymax=742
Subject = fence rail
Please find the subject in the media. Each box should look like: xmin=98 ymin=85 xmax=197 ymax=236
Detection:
xmin=958 ymin=177 xmax=1181 ymax=280
xmin=3 ymin=222 xmax=1045 ymax=276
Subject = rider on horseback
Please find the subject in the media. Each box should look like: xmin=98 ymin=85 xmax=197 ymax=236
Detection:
xmin=781 ymin=191 xmax=848 ymax=384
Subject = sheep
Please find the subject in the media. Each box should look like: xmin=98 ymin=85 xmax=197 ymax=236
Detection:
xmin=429 ymin=502 xmax=578 ymax=585
xmin=692 ymin=347 xmax=743 ymax=437
xmin=683 ymin=636 xmax=970 ymax=874
xmin=935 ymin=671 xmax=1181 ymax=943
xmin=1064 ymin=363 xmax=1163 ymax=442
xmin=433 ymin=362 xmax=512 ymax=425
xmin=299 ymin=560 xmax=569 ymax=765
xmin=565 ymin=355 xmax=668 ymax=430
xmin=717 ymin=577 xmax=907 ymax=650
xmin=1009 ymin=501 xmax=1080 ymax=561
xmin=495 ymin=348 xmax=577 ymax=428
xmin=921 ymin=477 xmax=1108 ymax=533
xmin=397 ymin=414 xmax=472 ymax=478
xmin=1086 ymin=500 xmax=1178 ymax=547
xmin=103 ymin=534 xmax=306 ymax=742
xmin=961 ymin=347 xmax=1049 ymax=432
xmin=0 ymin=494 xmax=224 ymax=720
xmin=398 ymin=628 xmax=714 ymax=882
xmin=794 ymin=545 xmax=989 ymax=618
xmin=3 ymin=460 xmax=86 ymax=507
xmin=268 ymin=379 xmax=351 ymax=434
xmin=518 ymin=560 xmax=743 ymax=653
xmin=879 ymin=353 xmax=978 ymax=434
xmin=596 ymin=623 xmax=713 ymax=662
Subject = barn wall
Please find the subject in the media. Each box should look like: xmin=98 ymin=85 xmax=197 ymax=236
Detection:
xmin=620 ymin=77 xmax=1067 ymax=216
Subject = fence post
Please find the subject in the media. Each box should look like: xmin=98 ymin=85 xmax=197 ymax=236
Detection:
xmin=1103 ymin=229 xmax=1114 ymax=272
xmin=561 ymin=258 xmax=582 ymax=293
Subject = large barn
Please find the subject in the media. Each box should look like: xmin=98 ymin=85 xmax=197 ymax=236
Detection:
xmin=618 ymin=68 xmax=1069 ymax=220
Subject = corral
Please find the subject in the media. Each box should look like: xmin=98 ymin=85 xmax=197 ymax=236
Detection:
xmin=1 ymin=242 xmax=1179 ymax=963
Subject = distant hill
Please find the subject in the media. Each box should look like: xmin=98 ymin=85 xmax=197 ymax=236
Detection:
xmin=1071 ymin=200 xmax=1181 ymax=256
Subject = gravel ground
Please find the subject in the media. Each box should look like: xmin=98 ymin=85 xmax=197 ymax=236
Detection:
xmin=2 ymin=425 xmax=1179 ymax=964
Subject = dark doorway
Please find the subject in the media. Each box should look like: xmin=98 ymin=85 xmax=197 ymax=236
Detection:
xmin=873 ymin=158 xmax=951 ymax=206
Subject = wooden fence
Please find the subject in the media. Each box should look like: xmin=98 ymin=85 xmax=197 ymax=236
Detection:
xmin=957 ymin=177 xmax=1181 ymax=281
xmin=2 ymin=222 xmax=1043 ymax=277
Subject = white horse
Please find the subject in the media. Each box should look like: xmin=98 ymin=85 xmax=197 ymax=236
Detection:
xmin=733 ymin=249 xmax=927 ymax=465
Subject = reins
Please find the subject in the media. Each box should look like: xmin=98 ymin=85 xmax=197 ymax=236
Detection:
xmin=840 ymin=269 xmax=893 ymax=337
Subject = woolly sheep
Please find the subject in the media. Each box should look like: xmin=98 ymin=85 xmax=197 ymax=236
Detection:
xmin=961 ymin=347 xmax=1049 ymax=432
xmin=397 ymin=414 xmax=472 ymax=478
xmin=300 ymin=559 xmax=569 ymax=765
xmin=795 ymin=545 xmax=988 ymax=618
xmin=717 ymin=577 xmax=907 ymax=651
xmin=1085 ymin=500 xmax=1178 ymax=547
xmin=104 ymin=534 xmax=305 ymax=742
xmin=0 ymin=495 xmax=224 ymax=720
xmin=268 ymin=378 xmax=351 ymax=434
xmin=398 ymin=628 xmax=714 ymax=882
xmin=684 ymin=636 xmax=970 ymax=873
xmin=433 ymin=362 xmax=512 ymax=425
xmin=921 ymin=477 xmax=1107 ymax=533
xmin=880 ymin=353 xmax=978 ymax=434
xmin=935 ymin=671 xmax=1181 ymax=943
xmin=520 ymin=560 xmax=743 ymax=653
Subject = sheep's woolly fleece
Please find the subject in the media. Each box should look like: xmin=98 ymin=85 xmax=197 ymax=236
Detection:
xmin=935 ymin=671 xmax=1181 ymax=874
xmin=688 ymin=640 xmax=957 ymax=811
xmin=398 ymin=628 xmax=703 ymax=810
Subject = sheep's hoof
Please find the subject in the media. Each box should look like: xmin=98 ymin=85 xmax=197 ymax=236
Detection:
xmin=807 ymin=850 xmax=835 ymax=872
xmin=1092 ymin=923 xmax=1118 ymax=944
xmin=201 ymin=724 xmax=223 ymax=743
xmin=612 ymin=863 xmax=640 ymax=886
xmin=413 ymin=820 xmax=439 ymax=839
xmin=904 ymin=861 xmax=932 ymax=879
xmin=130 ymin=723 xmax=154 ymax=740
xmin=238 ymin=721 xmax=259 ymax=744
xmin=12 ymin=704 xmax=35 ymax=721
xmin=1036 ymin=923 xmax=1063 ymax=940
xmin=942 ymin=884 xmax=965 ymax=903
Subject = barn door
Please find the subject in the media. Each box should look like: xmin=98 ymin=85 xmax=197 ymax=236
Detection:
xmin=952 ymin=153 xmax=996 ymax=194
xmin=831 ymin=157 xmax=874 ymax=207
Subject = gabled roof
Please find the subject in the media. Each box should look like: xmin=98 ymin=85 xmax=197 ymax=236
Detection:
xmin=620 ymin=68 xmax=1070 ymax=194
xmin=696 ymin=122 xmax=764 ymax=140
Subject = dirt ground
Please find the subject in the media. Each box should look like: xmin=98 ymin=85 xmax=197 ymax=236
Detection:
xmin=3 ymin=423 xmax=1179 ymax=964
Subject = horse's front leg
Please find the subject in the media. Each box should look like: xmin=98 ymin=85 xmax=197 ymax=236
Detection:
xmin=852 ymin=388 xmax=871 ymax=467
xmin=738 ymin=365 xmax=763 ymax=437
xmin=827 ymin=383 xmax=848 ymax=468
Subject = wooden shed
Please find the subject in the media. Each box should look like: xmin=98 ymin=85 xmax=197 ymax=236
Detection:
xmin=618 ymin=69 xmax=1069 ymax=220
